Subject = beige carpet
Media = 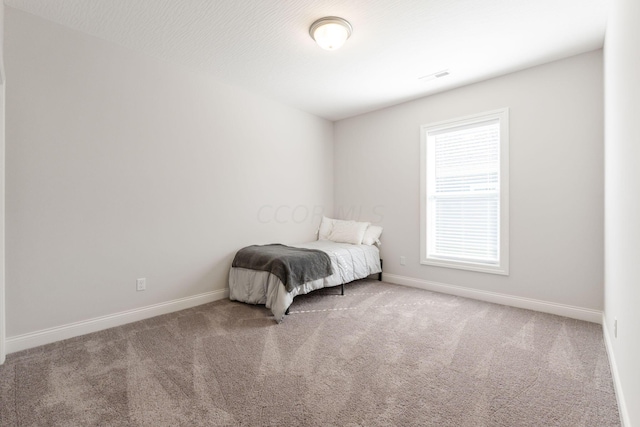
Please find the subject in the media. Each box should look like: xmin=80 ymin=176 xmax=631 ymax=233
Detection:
xmin=0 ymin=280 xmax=620 ymax=426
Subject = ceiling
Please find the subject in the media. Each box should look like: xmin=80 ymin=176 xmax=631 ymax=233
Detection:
xmin=5 ymin=0 xmax=608 ymax=121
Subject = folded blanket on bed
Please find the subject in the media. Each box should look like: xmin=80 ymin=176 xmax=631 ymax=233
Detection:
xmin=232 ymin=244 xmax=333 ymax=292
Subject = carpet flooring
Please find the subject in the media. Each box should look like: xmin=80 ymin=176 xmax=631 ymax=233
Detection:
xmin=0 ymin=280 xmax=620 ymax=426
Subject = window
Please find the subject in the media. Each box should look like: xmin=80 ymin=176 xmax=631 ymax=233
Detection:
xmin=420 ymin=108 xmax=509 ymax=275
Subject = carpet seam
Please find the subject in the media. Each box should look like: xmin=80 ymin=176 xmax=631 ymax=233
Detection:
xmin=289 ymin=300 xmax=433 ymax=314
xmin=488 ymin=368 xmax=542 ymax=417
xmin=83 ymin=364 xmax=130 ymax=423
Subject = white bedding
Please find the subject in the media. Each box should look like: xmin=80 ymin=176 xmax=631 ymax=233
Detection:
xmin=228 ymin=240 xmax=381 ymax=322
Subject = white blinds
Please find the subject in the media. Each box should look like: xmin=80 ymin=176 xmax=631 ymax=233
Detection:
xmin=427 ymin=119 xmax=500 ymax=264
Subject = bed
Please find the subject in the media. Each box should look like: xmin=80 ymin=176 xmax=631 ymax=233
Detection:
xmin=229 ymin=217 xmax=383 ymax=322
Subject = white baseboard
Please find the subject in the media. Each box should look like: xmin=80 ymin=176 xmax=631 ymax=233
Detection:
xmin=602 ymin=314 xmax=630 ymax=427
xmin=0 ymin=287 xmax=4 ymax=365
xmin=382 ymin=273 xmax=603 ymax=324
xmin=6 ymin=288 xmax=229 ymax=354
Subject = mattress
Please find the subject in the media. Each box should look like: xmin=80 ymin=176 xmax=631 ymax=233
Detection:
xmin=229 ymin=240 xmax=381 ymax=322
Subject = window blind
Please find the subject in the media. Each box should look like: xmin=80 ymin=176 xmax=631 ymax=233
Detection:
xmin=427 ymin=119 xmax=500 ymax=264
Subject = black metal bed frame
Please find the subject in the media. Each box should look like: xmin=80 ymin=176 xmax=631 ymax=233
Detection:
xmin=285 ymin=259 xmax=382 ymax=315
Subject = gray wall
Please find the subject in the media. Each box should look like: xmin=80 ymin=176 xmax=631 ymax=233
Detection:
xmin=0 ymin=2 xmax=5 ymax=363
xmin=604 ymin=0 xmax=640 ymax=424
xmin=334 ymin=50 xmax=604 ymax=311
xmin=5 ymin=8 xmax=333 ymax=337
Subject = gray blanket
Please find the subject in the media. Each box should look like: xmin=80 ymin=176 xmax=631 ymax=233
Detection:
xmin=232 ymin=244 xmax=333 ymax=292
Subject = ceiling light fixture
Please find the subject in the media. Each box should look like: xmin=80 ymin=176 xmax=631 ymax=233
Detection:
xmin=309 ymin=16 xmax=353 ymax=51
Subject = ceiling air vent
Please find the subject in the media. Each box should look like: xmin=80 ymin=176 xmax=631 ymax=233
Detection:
xmin=419 ymin=69 xmax=450 ymax=82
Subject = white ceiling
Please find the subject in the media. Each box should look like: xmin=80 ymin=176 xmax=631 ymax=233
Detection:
xmin=6 ymin=0 xmax=607 ymax=121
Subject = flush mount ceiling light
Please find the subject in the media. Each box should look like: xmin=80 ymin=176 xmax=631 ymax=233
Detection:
xmin=309 ymin=16 xmax=353 ymax=51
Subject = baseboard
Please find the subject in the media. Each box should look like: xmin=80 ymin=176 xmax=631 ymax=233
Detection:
xmin=602 ymin=314 xmax=630 ymax=427
xmin=382 ymin=273 xmax=603 ymax=324
xmin=6 ymin=288 xmax=229 ymax=354
xmin=0 ymin=286 xmax=5 ymax=365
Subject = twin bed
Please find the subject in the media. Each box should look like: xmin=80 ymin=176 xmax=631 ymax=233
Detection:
xmin=229 ymin=217 xmax=383 ymax=322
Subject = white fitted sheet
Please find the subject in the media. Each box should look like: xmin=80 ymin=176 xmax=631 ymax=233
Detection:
xmin=229 ymin=240 xmax=381 ymax=322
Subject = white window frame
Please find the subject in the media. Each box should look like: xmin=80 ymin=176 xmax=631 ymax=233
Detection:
xmin=420 ymin=108 xmax=509 ymax=275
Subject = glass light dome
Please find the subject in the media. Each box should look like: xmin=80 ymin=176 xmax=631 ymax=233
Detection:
xmin=309 ymin=17 xmax=353 ymax=51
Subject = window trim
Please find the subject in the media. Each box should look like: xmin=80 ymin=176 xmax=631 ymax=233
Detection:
xmin=420 ymin=108 xmax=510 ymax=275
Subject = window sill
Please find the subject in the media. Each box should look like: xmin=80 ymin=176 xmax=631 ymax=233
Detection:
xmin=420 ymin=258 xmax=509 ymax=276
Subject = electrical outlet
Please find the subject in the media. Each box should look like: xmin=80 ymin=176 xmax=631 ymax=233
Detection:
xmin=614 ymin=318 xmax=618 ymax=338
xmin=400 ymin=256 xmax=406 ymax=266
xmin=136 ymin=278 xmax=146 ymax=291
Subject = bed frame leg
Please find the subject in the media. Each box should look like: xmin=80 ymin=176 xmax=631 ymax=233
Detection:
xmin=379 ymin=259 xmax=383 ymax=281
xmin=285 ymin=307 xmax=290 ymax=315
xmin=341 ymin=283 xmax=344 ymax=296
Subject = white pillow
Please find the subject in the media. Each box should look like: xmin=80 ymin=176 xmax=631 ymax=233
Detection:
xmin=318 ymin=216 xmax=335 ymax=240
xmin=327 ymin=219 xmax=370 ymax=245
xmin=362 ymin=225 xmax=383 ymax=245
